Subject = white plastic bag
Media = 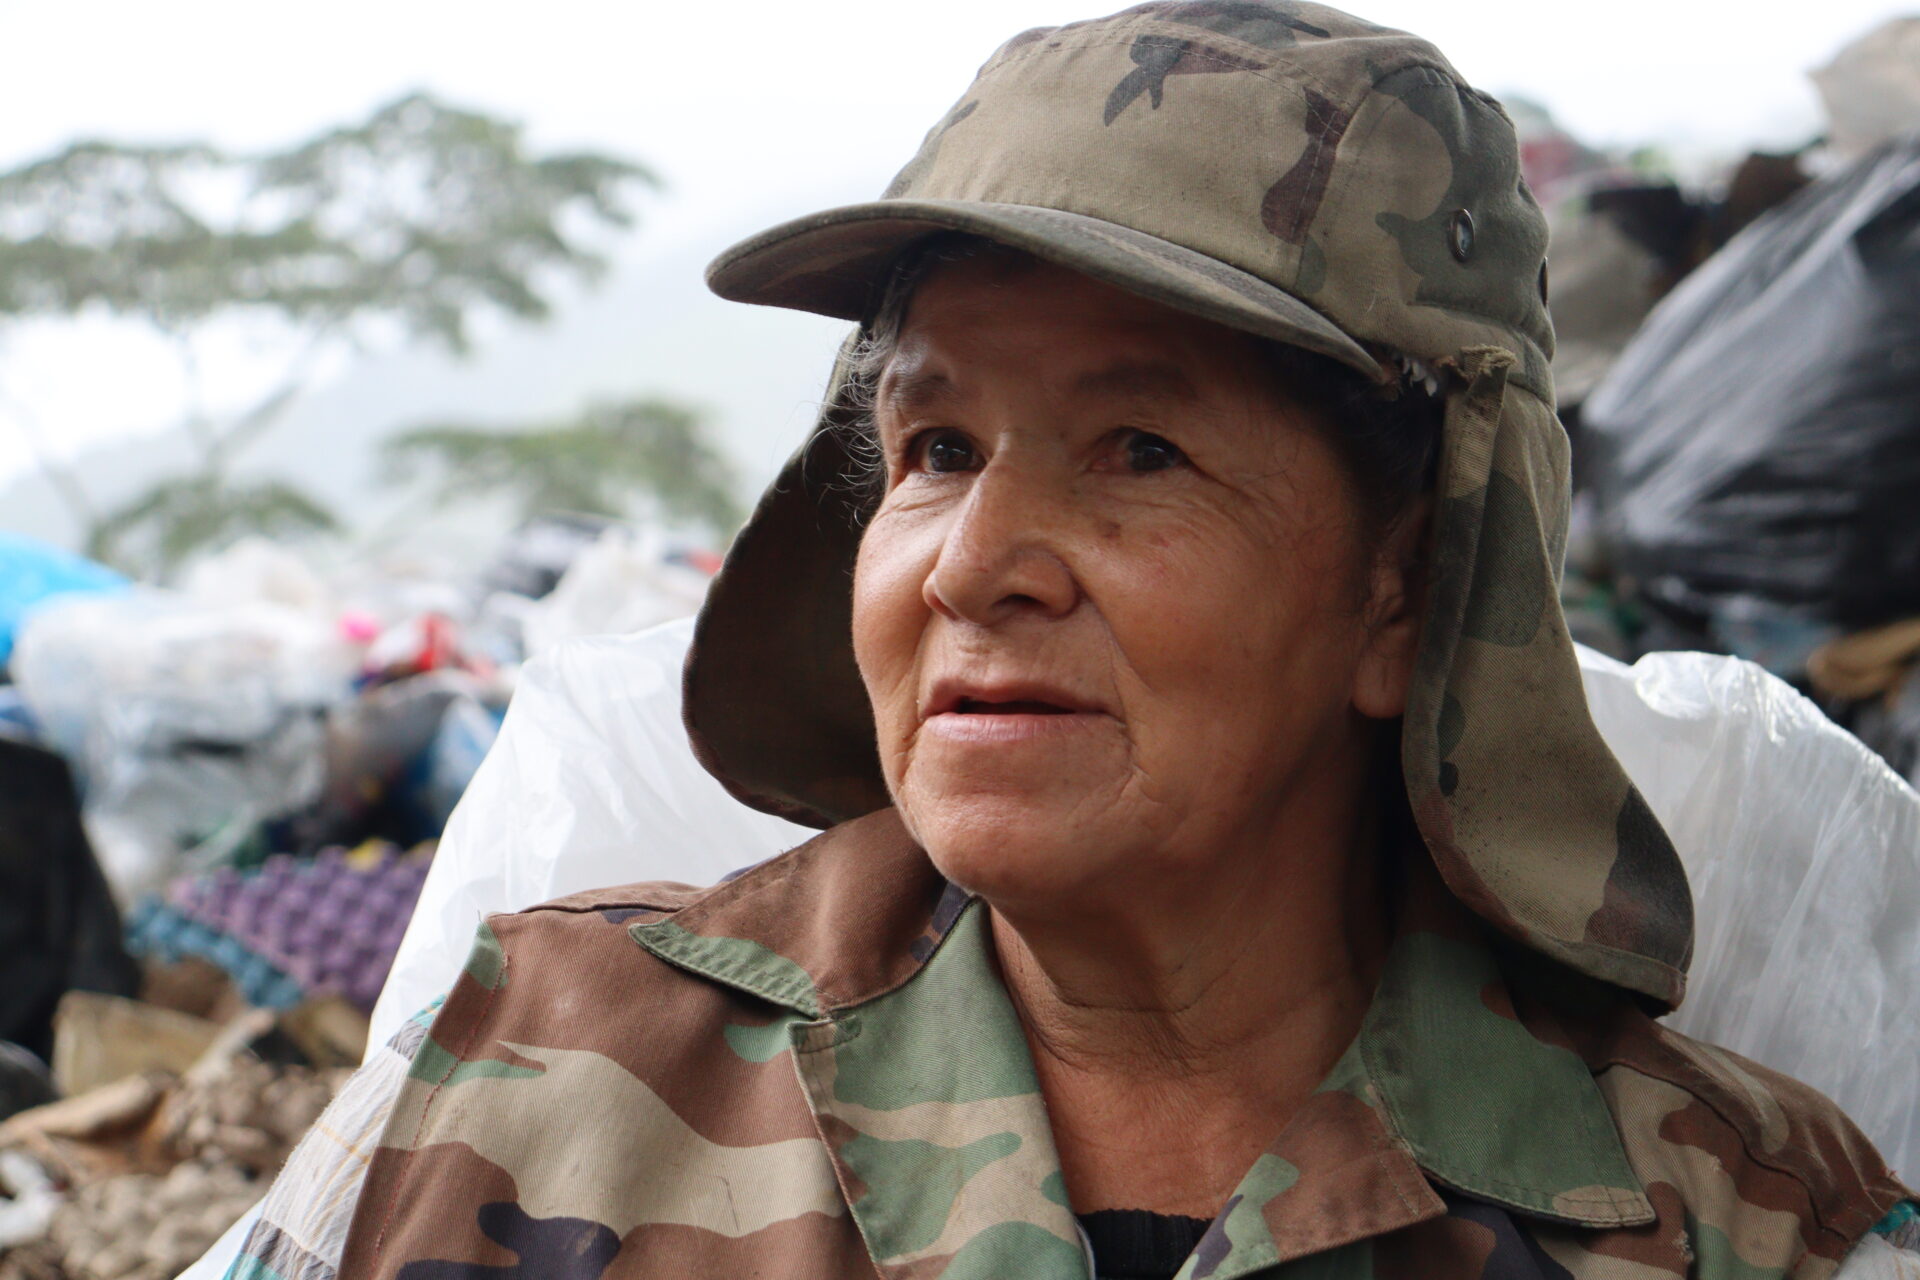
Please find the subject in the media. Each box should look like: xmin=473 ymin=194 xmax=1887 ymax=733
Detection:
xmin=367 ymin=618 xmax=810 ymax=1050
xmin=518 ymin=530 xmax=713 ymax=661
xmin=378 ymin=634 xmax=1920 ymax=1165
xmin=1581 ymin=646 xmax=1920 ymax=1176
xmin=185 ymin=630 xmax=1918 ymax=1280
xmin=371 ymin=626 xmax=1920 ymax=1174
xmin=11 ymin=588 xmax=356 ymax=902
xmin=1812 ymin=18 xmax=1920 ymax=163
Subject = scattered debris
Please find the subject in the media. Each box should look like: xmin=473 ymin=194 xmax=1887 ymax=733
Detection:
xmin=0 ymin=1010 xmax=348 ymax=1280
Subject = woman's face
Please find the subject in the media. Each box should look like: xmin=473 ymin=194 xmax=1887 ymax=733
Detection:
xmin=852 ymin=255 xmax=1421 ymax=909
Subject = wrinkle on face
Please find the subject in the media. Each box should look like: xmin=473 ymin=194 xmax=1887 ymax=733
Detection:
xmin=850 ymin=256 xmax=1393 ymax=949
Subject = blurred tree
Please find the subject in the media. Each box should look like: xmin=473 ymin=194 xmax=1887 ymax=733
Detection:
xmin=382 ymin=398 xmax=742 ymax=541
xmin=0 ymin=94 xmax=655 ymax=578
xmin=86 ymin=476 xmax=340 ymax=574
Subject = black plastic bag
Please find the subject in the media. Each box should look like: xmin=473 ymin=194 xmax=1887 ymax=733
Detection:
xmin=1582 ymin=137 xmax=1920 ymax=659
xmin=0 ymin=738 xmax=141 ymax=1062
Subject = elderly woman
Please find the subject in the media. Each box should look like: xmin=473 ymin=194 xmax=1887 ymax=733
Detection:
xmin=225 ymin=4 xmax=1916 ymax=1279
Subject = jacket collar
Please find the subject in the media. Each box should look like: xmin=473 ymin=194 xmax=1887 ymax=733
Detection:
xmin=629 ymin=809 xmax=958 ymax=1019
xmin=629 ymin=811 xmax=1652 ymax=1278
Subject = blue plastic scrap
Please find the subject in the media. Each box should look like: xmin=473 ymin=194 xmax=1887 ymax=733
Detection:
xmin=0 ymin=532 xmax=127 ymax=666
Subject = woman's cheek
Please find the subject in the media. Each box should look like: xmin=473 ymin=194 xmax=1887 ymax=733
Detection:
xmin=1090 ymin=512 xmax=1246 ymax=641
xmin=853 ymin=512 xmax=939 ymax=764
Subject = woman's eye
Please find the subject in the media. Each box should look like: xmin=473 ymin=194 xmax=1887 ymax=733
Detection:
xmin=914 ymin=429 xmax=980 ymax=474
xmin=1123 ymin=431 xmax=1185 ymax=473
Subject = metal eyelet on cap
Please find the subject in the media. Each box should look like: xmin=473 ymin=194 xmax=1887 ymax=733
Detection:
xmin=1448 ymin=208 xmax=1475 ymax=263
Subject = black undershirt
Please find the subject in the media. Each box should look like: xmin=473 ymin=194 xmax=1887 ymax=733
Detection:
xmin=1077 ymin=1208 xmax=1214 ymax=1280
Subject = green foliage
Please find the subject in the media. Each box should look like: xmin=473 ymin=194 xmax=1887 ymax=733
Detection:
xmin=85 ymin=474 xmax=339 ymax=580
xmin=382 ymin=398 xmax=743 ymax=540
xmin=0 ymin=94 xmax=653 ymax=349
xmin=0 ymin=93 xmax=656 ymax=576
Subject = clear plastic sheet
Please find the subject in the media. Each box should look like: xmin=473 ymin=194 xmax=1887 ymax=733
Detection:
xmin=1581 ymin=645 xmax=1920 ymax=1177
xmin=10 ymin=590 xmax=356 ymax=902
xmin=517 ymin=528 xmax=712 ymax=661
xmin=366 ymin=619 xmax=810 ymax=1051
xmin=370 ymin=622 xmax=1920 ymax=1175
xmin=1581 ymin=137 xmax=1920 ymax=653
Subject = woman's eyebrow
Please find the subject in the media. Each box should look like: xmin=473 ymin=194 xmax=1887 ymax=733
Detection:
xmin=878 ymin=369 xmax=958 ymax=416
xmin=1073 ymin=360 xmax=1201 ymax=403
xmin=878 ymin=359 xmax=1200 ymax=415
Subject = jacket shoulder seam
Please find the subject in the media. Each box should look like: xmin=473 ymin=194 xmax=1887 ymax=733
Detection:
xmin=510 ymin=879 xmax=731 ymax=918
xmin=365 ymin=921 xmax=513 ymax=1266
xmin=1596 ymin=1039 xmax=1904 ymax=1247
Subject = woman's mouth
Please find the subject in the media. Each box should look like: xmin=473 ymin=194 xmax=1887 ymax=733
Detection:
xmin=922 ymin=684 xmax=1107 ymax=745
xmin=954 ymin=697 xmax=1074 ymax=715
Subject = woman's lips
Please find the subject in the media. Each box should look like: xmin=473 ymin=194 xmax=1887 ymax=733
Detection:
xmin=955 ymin=697 xmax=1072 ymax=715
xmin=924 ymin=679 xmax=1101 ymax=718
xmin=923 ymin=707 xmax=1104 ymax=743
xmin=921 ymin=688 xmax=1108 ymax=743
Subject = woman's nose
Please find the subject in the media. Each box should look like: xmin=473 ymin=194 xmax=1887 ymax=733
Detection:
xmin=923 ymin=464 xmax=1079 ymax=625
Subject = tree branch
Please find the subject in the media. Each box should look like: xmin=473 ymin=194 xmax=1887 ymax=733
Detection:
xmin=170 ymin=326 xmax=220 ymax=466
xmin=207 ymin=320 xmax=344 ymax=470
xmin=0 ymin=378 xmax=96 ymax=529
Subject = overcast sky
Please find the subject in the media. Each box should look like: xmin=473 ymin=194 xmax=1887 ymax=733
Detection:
xmin=0 ymin=0 xmax=1909 ymax=486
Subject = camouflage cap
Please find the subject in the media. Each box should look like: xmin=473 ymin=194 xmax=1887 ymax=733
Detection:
xmin=689 ymin=0 xmax=1694 ymax=1009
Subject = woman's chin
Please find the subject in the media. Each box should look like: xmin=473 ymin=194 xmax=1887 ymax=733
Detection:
xmin=892 ymin=724 xmax=1148 ymax=899
xmin=900 ymin=790 xmax=1130 ymax=905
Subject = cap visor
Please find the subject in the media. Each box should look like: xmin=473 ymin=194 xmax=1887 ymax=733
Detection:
xmin=707 ymin=200 xmax=1383 ymax=380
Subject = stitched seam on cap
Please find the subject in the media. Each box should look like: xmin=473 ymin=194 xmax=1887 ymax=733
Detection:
xmin=977 ymin=29 xmax=1354 ymax=110
xmin=1316 ymin=62 xmax=1549 ymax=361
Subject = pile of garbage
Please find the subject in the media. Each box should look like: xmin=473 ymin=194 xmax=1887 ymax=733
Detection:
xmin=0 ymin=514 xmax=717 ymax=1277
xmin=1580 ymin=137 xmax=1920 ymax=662
xmin=5 ymin=16 xmax=1918 ymax=1272
xmin=2 ymin=515 xmax=710 ymax=904
xmin=0 ymin=999 xmax=352 ymax=1280
xmin=1536 ymin=20 xmax=1920 ymax=788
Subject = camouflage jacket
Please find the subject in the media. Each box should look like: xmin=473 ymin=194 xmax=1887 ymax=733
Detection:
xmin=243 ymin=810 xmax=1911 ymax=1280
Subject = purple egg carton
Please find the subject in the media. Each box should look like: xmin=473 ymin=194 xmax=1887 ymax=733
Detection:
xmin=160 ymin=845 xmax=432 ymax=1012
